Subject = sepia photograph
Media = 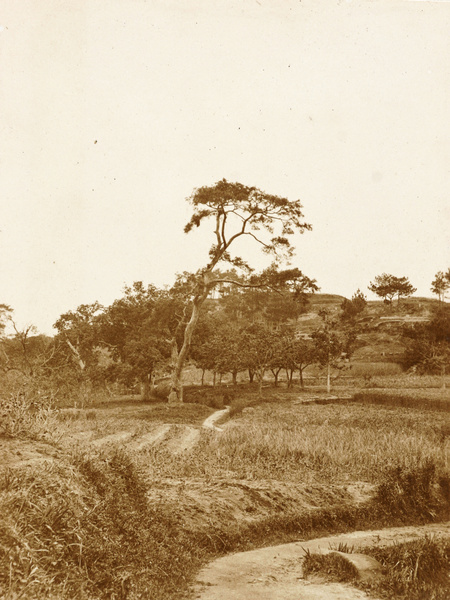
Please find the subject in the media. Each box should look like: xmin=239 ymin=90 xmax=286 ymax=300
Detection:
xmin=1 ymin=1 xmax=449 ymax=598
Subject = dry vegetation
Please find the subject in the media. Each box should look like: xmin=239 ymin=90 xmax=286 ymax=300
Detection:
xmin=0 ymin=376 xmax=449 ymax=599
xmin=303 ymin=536 xmax=450 ymax=600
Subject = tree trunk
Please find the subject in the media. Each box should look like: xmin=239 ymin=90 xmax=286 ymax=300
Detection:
xmin=248 ymin=369 xmax=255 ymax=383
xmin=327 ymin=361 xmax=331 ymax=394
xmin=299 ymin=367 xmax=304 ymax=389
xmin=285 ymin=369 xmax=291 ymax=388
xmin=213 ymin=371 xmax=217 ymax=386
xmin=257 ymin=369 xmax=264 ymax=397
xmin=169 ymin=285 xmax=209 ymax=403
xmin=271 ymin=368 xmax=281 ymax=386
xmin=201 ymin=369 xmax=205 ymax=386
xmin=141 ymin=376 xmax=150 ymax=401
xmin=232 ymin=370 xmax=237 ymax=385
xmin=66 ymin=338 xmax=86 ymax=371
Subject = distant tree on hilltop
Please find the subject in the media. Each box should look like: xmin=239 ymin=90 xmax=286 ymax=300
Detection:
xmin=368 ymin=273 xmax=416 ymax=305
xmin=431 ymin=270 xmax=450 ymax=302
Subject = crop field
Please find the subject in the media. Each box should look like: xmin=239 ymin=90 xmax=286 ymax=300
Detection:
xmin=0 ymin=377 xmax=449 ymax=599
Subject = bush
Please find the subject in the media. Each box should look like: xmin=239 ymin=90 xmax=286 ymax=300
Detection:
xmin=363 ymin=537 xmax=450 ymax=600
xmin=0 ymin=390 xmax=57 ymax=440
xmin=375 ymin=461 xmax=450 ymax=521
xmin=303 ymin=550 xmax=359 ymax=582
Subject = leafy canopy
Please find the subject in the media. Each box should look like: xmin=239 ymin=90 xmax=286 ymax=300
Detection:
xmin=184 ymin=179 xmax=312 ymax=271
xmin=368 ymin=273 xmax=416 ymax=304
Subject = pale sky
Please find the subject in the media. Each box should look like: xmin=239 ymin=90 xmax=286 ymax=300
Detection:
xmin=1 ymin=0 xmax=449 ymax=334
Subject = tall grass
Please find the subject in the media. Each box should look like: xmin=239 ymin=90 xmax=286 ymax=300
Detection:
xmin=0 ymin=391 xmax=60 ymax=441
xmin=0 ymin=449 xmax=207 ymax=600
xmin=145 ymin=403 xmax=449 ymax=484
xmin=362 ymin=536 xmax=450 ymax=599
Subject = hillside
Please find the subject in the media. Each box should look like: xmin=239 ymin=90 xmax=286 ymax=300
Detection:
xmin=299 ymin=294 xmax=439 ymax=366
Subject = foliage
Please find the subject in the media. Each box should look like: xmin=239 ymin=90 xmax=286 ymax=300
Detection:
xmin=0 ymin=314 xmax=84 ymax=407
xmin=53 ymin=283 xmax=178 ymax=400
xmin=431 ymin=269 xmax=450 ymax=302
xmin=311 ymin=310 xmax=355 ymax=391
xmin=303 ymin=537 xmax=450 ymax=600
xmin=1 ymin=394 xmax=449 ymax=599
xmin=369 ymin=274 xmax=416 ymax=305
xmin=402 ymin=304 xmax=450 ymax=378
xmin=0 ymin=450 xmax=206 ymax=600
xmin=279 ymin=327 xmax=316 ymax=387
xmin=169 ymin=179 xmax=315 ymax=401
xmin=0 ymin=388 xmax=57 ymax=440
xmin=53 ymin=302 xmax=104 ymax=372
xmin=375 ymin=461 xmax=449 ymax=520
xmin=353 ymin=391 xmax=450 ymax=412
xmin=220 ymin=283 xmax=312 ymax=327
xmin=184 ymin=178 xmax=312 ymax=266
xmin=240 ymin=322 xmax=280 ymax=394
xmin=340 ymin=289 xmax=367 ymax=322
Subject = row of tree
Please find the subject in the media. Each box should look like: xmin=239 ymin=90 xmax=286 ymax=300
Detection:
xmin=0 ymin=279 xmax=362 ymax=401
xmin=0 ymin=180 xmax=449 ymax=403
xmin=2 ymin=273 xmax=448 ymax=403
xmin=1 ymin=277 xmax=449 ymax=403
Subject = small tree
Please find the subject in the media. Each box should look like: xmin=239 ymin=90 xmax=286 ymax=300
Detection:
xmin=99 ymin=283 xmax=174 ymax=399
xmin=169 ymin=179 xmax=315 ymax=403
xmin=284 ymin=334 xmax=316 ymax=389
xmin=431 ymin=270 xmax=450 ymax=303
xmin=368 ymin=274 xmax=416 ymax=306
xmin=341 ymin=289 xmax=367 ymax=322
xmin=312 ymin=311 xmax=354 ymax=393
xmin=403 ymin=305 xmax=450 ymax=388
xmin=53 ymin=302 xmax=105 ymax=404
xmin=0 ymin=304 xmax=12 ymax=336
xmin=241 ymin=323 xmax=278 ymax=396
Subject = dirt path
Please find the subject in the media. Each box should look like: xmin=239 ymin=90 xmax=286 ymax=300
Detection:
xmin=88 ymin=406 xmax=229 ymax=453
xmin=202 ymin=406 xmax=230 ymax=431
xmin=193 ymin=522 xmax=450 ymax=600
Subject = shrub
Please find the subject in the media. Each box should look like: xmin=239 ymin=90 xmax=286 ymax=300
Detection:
xmin=302 ymin=549 xmax=359 ymax=582
xmin=375 ymin=461 xmax=450 ymax=521
xmin=363 ymin=537 xmax=450 ymax=600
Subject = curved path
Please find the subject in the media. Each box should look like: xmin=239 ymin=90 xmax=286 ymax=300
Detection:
xmin=193 ymin=522 xmax=450 ymax=600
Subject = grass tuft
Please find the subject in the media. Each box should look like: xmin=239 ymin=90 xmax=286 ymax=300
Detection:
xmin=302 ymin=549 xmax=359 ymax=582
xmin=362 ymin=537 xmax=450 ymax=600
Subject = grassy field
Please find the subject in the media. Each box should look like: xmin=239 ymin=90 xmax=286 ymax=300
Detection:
xmin=0 ymin=378 xmax=449 ymax=599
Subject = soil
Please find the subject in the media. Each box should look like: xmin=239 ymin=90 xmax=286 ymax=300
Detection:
xmin=193 ymin=522 xmax=450 ymax=600
xmin=0 ymin=435 xmax=58 ymax=467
